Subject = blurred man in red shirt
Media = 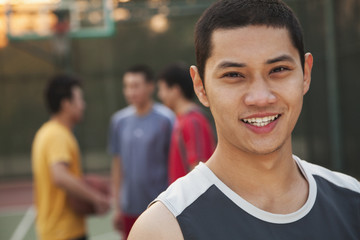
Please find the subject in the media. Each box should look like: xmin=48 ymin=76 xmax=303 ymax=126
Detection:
xmin=158 ymin=63 xmax=216 ymax=183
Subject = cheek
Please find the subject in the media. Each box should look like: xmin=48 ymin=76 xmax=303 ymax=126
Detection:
xmin=207 ymin=87 xmax=238 ymax=120
xmin=123 ymin=88 xmax=131 ymax=97
xmin=277 ymin=85 xmax=304 ymax=124
xmin=157 ymin=87 xmax=164 ymax=97
xmin=76 ymin=100 xmax=84 ymax=111
xmin=163 ymin=92 xmax=172 ymax=102
xmin=142 ymin=87 xmax=151 ymax=97
xmin=291 ymin=93 xmax=304 ymax=116
xmin=130 ymin=87 xmax=142 ymax=97
xmin=157 ymin=91 xmax=164 ymax=101
xmin=271 ymin=77 xmax=305 ymax=106
xmin=210 ymin=82 xmax=243 ymax=104
xmin=281 ymin=82 xmax=304 ymax=105
xmin=158 ymin=91 xmax=167 ymax=103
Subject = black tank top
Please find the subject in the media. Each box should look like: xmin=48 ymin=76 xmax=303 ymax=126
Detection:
xmin=153 ymin=156 xmax=360 ymax=239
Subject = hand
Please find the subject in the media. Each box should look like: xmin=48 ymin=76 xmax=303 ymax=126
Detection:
xmin=93 ymin=193 xmax=111 ymax=215
xmin=113 ymin=209 xmax=124 ymax=232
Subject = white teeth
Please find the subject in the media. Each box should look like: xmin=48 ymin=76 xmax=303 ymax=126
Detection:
xmin=242 ymin=114 xmax=279 ymax=127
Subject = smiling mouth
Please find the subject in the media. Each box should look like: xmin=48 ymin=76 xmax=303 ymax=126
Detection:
xmin=241 ymin=114 xmax=280 ymax=127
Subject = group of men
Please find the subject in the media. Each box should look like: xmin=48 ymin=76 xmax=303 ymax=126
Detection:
xmin=108 ymin=63 xmax=215 ymax=239
xmin=32 ymin=63 xmax=215 ymax=240
xmin=32 ymin=0 xmax=360 ymax=240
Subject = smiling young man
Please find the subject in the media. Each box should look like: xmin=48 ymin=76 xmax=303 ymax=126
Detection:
xmin=128 ymin=1 xmax=360 ymax=239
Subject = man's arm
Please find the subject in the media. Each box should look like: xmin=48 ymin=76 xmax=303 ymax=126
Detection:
xmin=128 ymin=202 xmax=184 ymax=240
xmin=111 ymin=155 xmax=124 ymax=231
xmin=51 ymin=162 xmax=110 ymax=214
xmin=111 ymin=155 xmax=122 ymax=211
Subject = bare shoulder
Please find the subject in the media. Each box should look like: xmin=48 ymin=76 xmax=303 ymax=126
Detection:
xmin=128 ymin=201 xmax=184 ymax=240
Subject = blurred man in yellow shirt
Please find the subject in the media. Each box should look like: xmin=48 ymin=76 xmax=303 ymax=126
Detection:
xmin=32 ymin=74 xmax=110 ymax=240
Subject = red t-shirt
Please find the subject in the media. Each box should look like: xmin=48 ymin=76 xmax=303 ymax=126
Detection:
xmin=168 ymin=108 xmax=216 ymax=184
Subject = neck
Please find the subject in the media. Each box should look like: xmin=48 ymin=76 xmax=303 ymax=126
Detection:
xmin=173 ymin=97 xmax=195 ymax=115
xmin=51 ymin=112 xmax=74 ymax=130
xmin=135 ymin=100 xmax=153 ymax=116
xmin=207 ymin=138 xmax=308 ymax=214
xmin=210 ymin=139 xmax=295 ymax=184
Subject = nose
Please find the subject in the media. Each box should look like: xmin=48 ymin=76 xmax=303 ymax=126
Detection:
xmin=243 ymin=76 xmax=276 ymax=106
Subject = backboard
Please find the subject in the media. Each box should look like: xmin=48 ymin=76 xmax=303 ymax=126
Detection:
xmin=5 ymin=0 xmax=114 ymax=40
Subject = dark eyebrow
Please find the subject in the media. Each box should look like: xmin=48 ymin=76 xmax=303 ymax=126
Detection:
xmin=216 ymin=61 xmax=246 ymax=70
xmin=266 ymin=54 xmax=296 ymax=65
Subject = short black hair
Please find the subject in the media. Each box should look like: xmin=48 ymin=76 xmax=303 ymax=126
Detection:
xmin=195 ymin=0 xmax=305 ymax=82
xmin=45 ymin=74 xmax=82 ymax=114
xmin=124 ymin=64 xmax=154 ymax=83
xmin=158 ymin=63 xmax=195 ymax=100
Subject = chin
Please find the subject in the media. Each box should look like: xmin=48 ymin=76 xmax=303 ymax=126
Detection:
xmin=74 ymin=116 xmax=84 ymax=124
xmin=247 ymin=140 xmax=286 ymax=156
xmin=249 ymin=147 xmax=281 ymax=156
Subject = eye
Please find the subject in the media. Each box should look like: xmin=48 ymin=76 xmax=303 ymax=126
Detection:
xmin=270 ymin=66 xmax=289 ymax=74
xmin=222 ymin=72 xmax=244 ymax=78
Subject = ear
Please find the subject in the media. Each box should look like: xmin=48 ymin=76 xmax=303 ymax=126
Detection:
xmin=60 ymin=98 xmax=71 ymax=112
xmin=190 ymin=66 xmax=210 ymax=107
xmin=303 ymin=53 xmax=313 ymax=95
xmin=148 ymin=81 xmax=156 ymax=94
xmin=172 ymin=85 xmax=182 ymax=97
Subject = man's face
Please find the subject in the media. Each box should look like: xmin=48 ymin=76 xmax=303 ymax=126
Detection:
xmin=68 ymin=86 xmax=86 ymax=123
xmin=157 ymin=80 xmax=178 ymax=110
xmin=192 ymin=26 xmax=312 ymax=155
xmin=123 ymin=72 xmax=154 ymax=107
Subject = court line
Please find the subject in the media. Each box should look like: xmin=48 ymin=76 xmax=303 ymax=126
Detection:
xmin=9 ymin=206 xmax=36 ymax=240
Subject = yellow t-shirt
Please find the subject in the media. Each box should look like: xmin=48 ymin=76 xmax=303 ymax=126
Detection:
xmin=32 ymin=120 xmax=86 ymax=240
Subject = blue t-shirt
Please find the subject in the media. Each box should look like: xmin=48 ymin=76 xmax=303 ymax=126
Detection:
xmin=154 ymin=155 xmax=360 ymax=239
xmin=109 ymin=103 xmax=174 ymax=215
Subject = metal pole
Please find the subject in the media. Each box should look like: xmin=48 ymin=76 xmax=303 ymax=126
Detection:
xmin=324 ymin=0 xmax=343 ymax=170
